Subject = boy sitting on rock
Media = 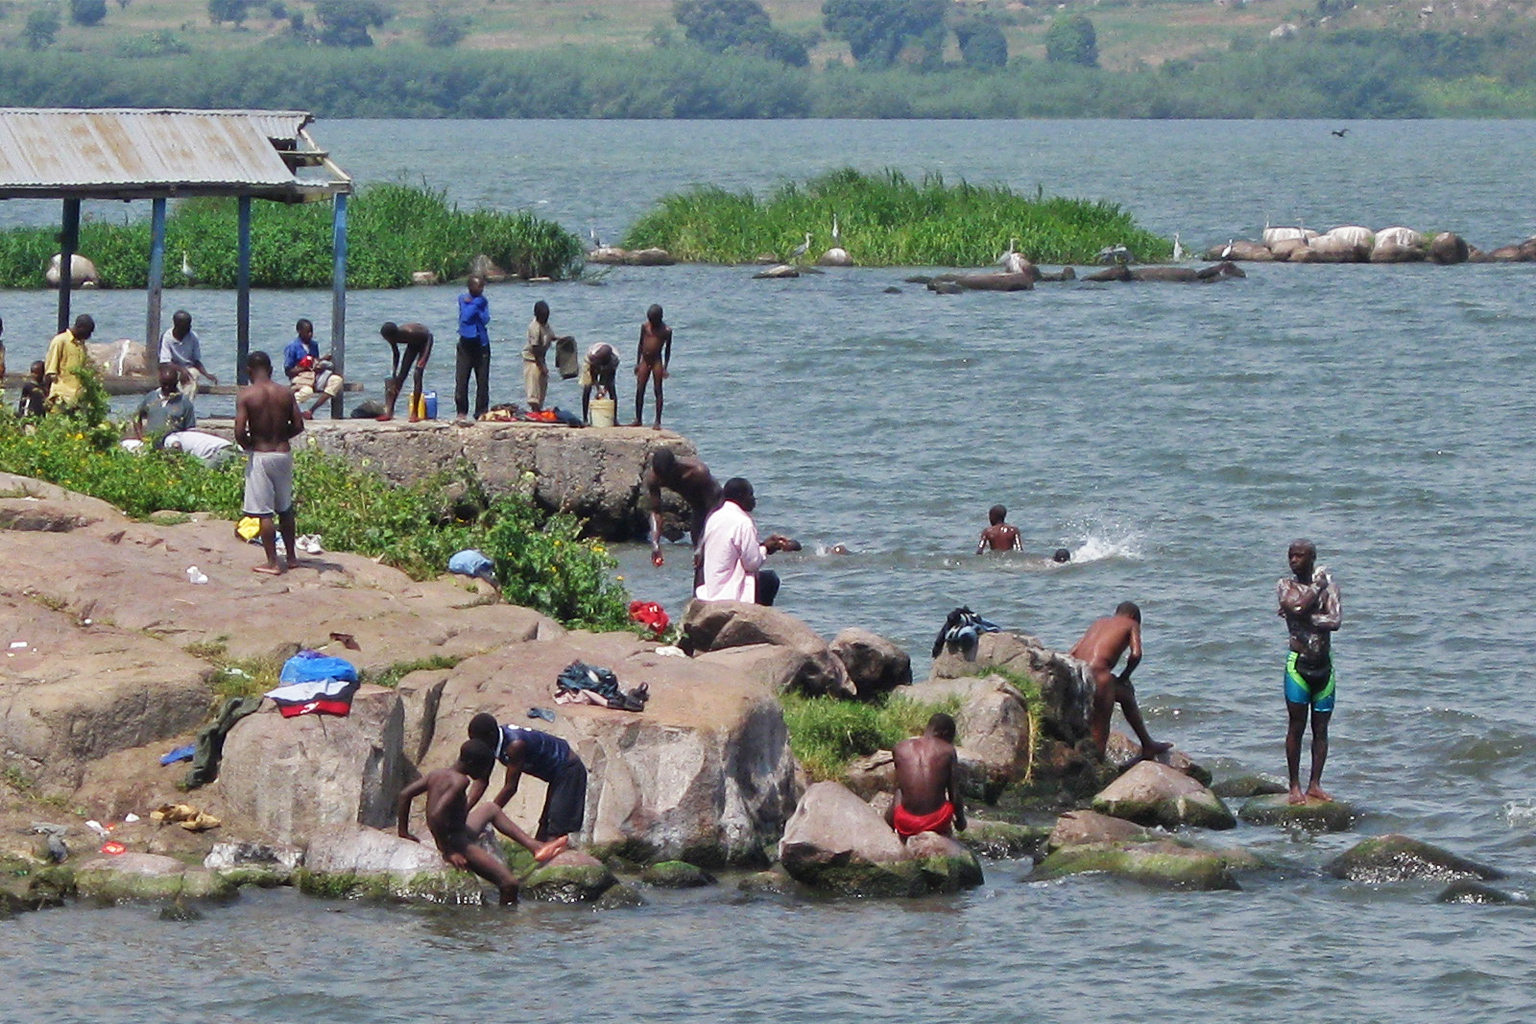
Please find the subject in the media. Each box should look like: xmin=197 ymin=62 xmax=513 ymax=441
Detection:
xmin=396 ymin=739 xmax=566 ymax=904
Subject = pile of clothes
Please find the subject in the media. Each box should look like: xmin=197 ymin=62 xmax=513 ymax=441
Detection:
xmin=931 ymin=607 xmax=1001 ymax=659
xmin=555 ymin=661 xmax=649 ymax=712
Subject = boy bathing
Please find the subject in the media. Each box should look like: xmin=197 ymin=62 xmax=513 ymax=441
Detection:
xmin=1070 ymin=601 xmax=1172 ymax=760
xmin=396 ymin=739 xmax=566 ymax=905
xmin=977 ymin=504 xmax=1023 ymax=553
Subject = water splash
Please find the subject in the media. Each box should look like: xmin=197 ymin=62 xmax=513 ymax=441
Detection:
xmin=1503 ymin=800 xmax=1536 ymax=829
xmin=1063 ymin=523 xmax=1147 ymax=564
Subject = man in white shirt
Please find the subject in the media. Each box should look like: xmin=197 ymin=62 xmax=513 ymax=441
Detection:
xmin=695 ymin=478 xmax=797 ymax=606
xmin=158 ymin=310 xmax=218 ymax=404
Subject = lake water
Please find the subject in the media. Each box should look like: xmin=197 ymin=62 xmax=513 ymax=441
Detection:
xmin=4 ymin=119 xmax=1536 ymax=1024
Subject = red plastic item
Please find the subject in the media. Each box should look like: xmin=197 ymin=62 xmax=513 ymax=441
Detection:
xmin=100 ymin=841 xmax=126 ymax=856
xmin=628 ymin=600 xmax=670 ymax=636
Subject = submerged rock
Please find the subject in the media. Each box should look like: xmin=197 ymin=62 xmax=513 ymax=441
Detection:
xmin=1436 ymin=880 xmax=1524 ymax=905
xmin=1211 ymin=775 xmax=1287 ymax=799
xmin=960 ymin=820 xmax=1051 ymax=860
xmin=1238 ymin=793 xmax=1357 ymax=832
xmin=594 ymin=882 xmax=647 ymax=909
xmin=753 ymin=264 xmax=800 ymax=279
xmin=1326 ymin=834 xmax=1503 ymax=883
xmin=74 ymin=852 xmax=233 ymax=903
xmin=1091 ymin=761 xmax=1236 ymax=831
xmin=1032 ymin=839 xmax=1240 ymax=891
xmin=641 ymin=860 xmax=716 ymax=888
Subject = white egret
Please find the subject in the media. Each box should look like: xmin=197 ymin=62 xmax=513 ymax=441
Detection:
xmin=181 ymin=249 xmax=194 ymax=285
xmin=831 ymin=214 xmax=841 ymax=246
xmin=1172 ymin=233 xmax=1184 ymax=261
xmin=1220 ymin=239 xmax=1235 ymax=259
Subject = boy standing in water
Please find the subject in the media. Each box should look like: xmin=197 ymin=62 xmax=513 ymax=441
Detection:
xmin=455 ymin=275 xmax=491 ymax=421
xmin=1277 ymin=538 xmax=1342 ymax=805
xmin=977 ymin=504 xmax=1023 ymax=553
xmin=633 ymin=304 xmax=671 ymax=429
xmin=397 ymin=739 xmax=566 ymax=905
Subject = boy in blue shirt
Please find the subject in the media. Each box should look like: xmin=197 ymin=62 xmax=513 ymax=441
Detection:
xmin=455 ymin=275 xmax=491 ymax=420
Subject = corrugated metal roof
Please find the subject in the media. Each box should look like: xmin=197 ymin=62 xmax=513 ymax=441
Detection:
xmin=0 ymin=108 xmax=348 ymax=200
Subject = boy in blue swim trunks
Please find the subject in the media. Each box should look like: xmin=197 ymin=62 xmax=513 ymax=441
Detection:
xmin=1277 ymin=539 xmax=1342 ymax=805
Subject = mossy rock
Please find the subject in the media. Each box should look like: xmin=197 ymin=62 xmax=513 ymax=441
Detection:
xmin=1239 ymin=794 xmax=1356 ymax=832
xmin=1326 ymin=834 xmax=1503 ymax=884
xmin=75 ymin=864 xmax=234 ymax=903
xmin=594 ymin=883 xmax=648 ymax=909
xmin=1092 ymin=790 xmax=1236 ymax=832
xmin=583 ymin=838 xmax=659 ymax=866
xmin=159 ymin=900 xmax=205 ymax=922
xmin=912 ymin=853 xmax=984 ymax=893
xmin=641 ymin=860 xmax=715 ymax=888
xmin=215 ymin=867 xmax=292 ymax=889
xmin=1031 ymin=840 xmax=1240 ymax=891
xmin=960 ymin=821 xmax=1050 ymax=860
xmin=522 ymin=862 xmax=618 ymax=904
xmin=1211 ymin=775 xmax=1288 ymax=799
xmin=1437 ymin=880 xmax=1524 ymax=905
xmin=785 ymin=858 xmax=927 ymax=899
xmin=736 ymin=866 xmax=806 ymax=897
xmin=296 ymin=869 xmax=486 ymax=904
xmin=0 ymin=874 xmax=65 ymax=915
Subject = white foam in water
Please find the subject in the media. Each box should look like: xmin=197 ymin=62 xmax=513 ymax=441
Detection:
xmin=1503 ymin=800 xmax=1536 ymax=829
xmin=1066 ymin=526 xmax=1146 ymax=564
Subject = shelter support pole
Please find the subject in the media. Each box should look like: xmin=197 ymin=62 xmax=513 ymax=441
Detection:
xmin=145 ymin=198 xmax=167 ymax=355
xmin=236 ymin=196 xmax=252 ymax=386
xmin=329 ymin=191 xmax=348 ymax=418
xmin=57 ymin=198 xmax=80 ymax=333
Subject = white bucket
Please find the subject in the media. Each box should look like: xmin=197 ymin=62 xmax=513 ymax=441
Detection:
xmin=590 ymin=397 xmax=616 ymax=428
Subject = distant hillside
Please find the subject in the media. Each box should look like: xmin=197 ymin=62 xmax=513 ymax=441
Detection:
xmin=0 ymin=0 xmax=1530 ymax=116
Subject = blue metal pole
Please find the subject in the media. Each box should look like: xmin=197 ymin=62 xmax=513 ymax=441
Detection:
xmin=145 ymin=197 xmax=166 ymax=355
xmin=237 ymin=195 xmax=252 ymax=385
xmin=57 ymin=198 xmax=80 ymax=333
xmin=330 ymin=191 xmax=348 ymax=418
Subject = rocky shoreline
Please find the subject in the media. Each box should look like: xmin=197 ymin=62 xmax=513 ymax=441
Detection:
xmin=0 ymin=476 xmax=1519 ymax=912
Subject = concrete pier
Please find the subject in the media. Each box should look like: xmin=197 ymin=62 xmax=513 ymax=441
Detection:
xmin=199 ymin=418 xmax=696 ymax=541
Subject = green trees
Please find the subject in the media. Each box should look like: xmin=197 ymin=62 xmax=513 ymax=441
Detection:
xmin=207 ymin=0 xmax=249 ymax=26
xmin=313 ymin=0 xmax=390 ymax=47
xmin=672 ymin=0 xmax=809 ymax=66
xmin=1045 ymin=14 xmax=1099 ymax=67
xmin=69 ymin=0 xmax=107 ymax=26
xmin=822 ymin=0 xmax=947 ymax=69
xmin=955 ymin=18 xmax=1008 ymax=70
xmin=422 ymin=5 xmax=469 ymax=48
xmin=23 ymin=6 xmax=61 ymax=50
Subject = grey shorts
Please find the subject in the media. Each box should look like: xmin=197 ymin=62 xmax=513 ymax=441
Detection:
xmin=243 ymin=450 xmax=293 ymax=517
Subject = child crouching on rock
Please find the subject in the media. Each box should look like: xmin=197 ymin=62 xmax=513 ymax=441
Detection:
xmin=396 ymin=739 xmax=566 ymax=905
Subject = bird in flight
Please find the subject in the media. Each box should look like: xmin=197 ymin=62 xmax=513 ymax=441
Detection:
xmin=1331 ymin=128 xmax=1349 ymax=138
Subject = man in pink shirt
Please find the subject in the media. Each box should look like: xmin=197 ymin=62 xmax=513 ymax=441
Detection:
xmin=695 ymin=478 xmax=797 ymax=606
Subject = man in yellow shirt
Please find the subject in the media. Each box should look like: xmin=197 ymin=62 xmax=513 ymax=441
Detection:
xmin=44 ymin=314 xmax=93 ymax=410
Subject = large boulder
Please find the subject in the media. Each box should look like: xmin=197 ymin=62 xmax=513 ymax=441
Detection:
xmin=1091 ymin=760 xmax=1235 ymax=831
xmin=0 ymin=590 xmax=213 ymax=792
xmin=1261 ymin=226 xmax=1318 ymax=247
xmin=929 ymin=631 xmax=1095 ymax=745
xmin=413 ymin=630 xmax=799 ymax=866
xmin=1031 ymin=839 xmax=1240 ymax=891
xmin=777 ymin=782 xmax=978 ymax=897
xmin=298 ymin=824 xmax=487 ymax=903
xmin=904 ymin=674 xmax=1035 ymax=789
xmin=1238 ymin=793 xmax=1356 ymax=832
xmin=45 ymin=252 xmax=99 ymax=288
xmin=86 ymin=339 xmax=151 ymax=378
xmin=73 ymin=852 xmax=233 ymax=902
xmin=904 ymin=830 xmax=984 ymax=892
xmin=817 ymin=247 xmax=854 ymax=267
xmin=829 ymin=627 xmax=912 ymax=700
xmin=1428 ymin=231 xmax=1470 ymax=264
xmin=1370 ymin=226 xmax=1427 ymax=263
xmin=1325 ymin=834 xmax=1503 ymax=883
xmin=1205 ymin=240 xmax=1273 ymax=262
xmin=1308 ymin=226 xmax=1373 ymax=262
xmin=216 ymin=687 xmax=406 ymax=846
xmin=681 ymin=600 xmax=855 ymax=698
xmin=1047 ymin=809 xmax=1151 ymax=851
xmin=1104 ymin=731 xmax=1210 ymax=785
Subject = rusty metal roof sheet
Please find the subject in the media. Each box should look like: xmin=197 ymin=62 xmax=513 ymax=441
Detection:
xmin=0 ymin=108 xmax=349 ymax=200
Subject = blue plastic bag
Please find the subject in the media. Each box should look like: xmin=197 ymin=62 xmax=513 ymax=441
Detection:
xmin=279 ymin=650 xmax=359 ymax=685
xmin=449 ymin=549 xmax=496 ymax=580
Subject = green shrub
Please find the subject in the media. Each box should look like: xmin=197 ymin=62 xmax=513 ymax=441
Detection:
xmin=779 ymin=692 xmax=961 ymax=782
xmin=625 ymin=167 xmax=1171 ymax=266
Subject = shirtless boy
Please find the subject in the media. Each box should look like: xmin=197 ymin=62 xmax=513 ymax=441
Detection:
xmin=1277 ymin=538 xmax=1342 ymax=805
xmin=633 ymin=304 xmax=672 ymax=429
xmin=580 ymin=342 xmax=619 ymax=424
xmin=1070 ymin=602 xmax=1172 ymax=759
xmin=643 ymin=448 xmax=722 ymax=569
xmin=396 ymin=740 xmax=565 ymax=906
xmin=886 ymin=713 xmax=967 ymax=839
xmin=378 ymin=321 xmax=433 ymax=422
xmin=977 ymin=504 xmax=1023 ymax=553
xmin=234 ymin=351 xmax=304 ymax=575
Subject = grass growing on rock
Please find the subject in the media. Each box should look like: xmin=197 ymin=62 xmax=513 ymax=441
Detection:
xmin=780 ymin=692 xmax=962 ymax=782
xmin=0 ymin=183 xmax=585 ymax=289
xmin=624 ymin=168 xmax=1171 ymax=267
xmin=0 ymin=371 xmax=630 ymax=631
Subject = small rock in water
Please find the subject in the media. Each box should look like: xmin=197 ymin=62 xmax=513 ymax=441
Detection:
xmin=1212 ymin=774 xmax=1288 ymax=799
xmin=1326 ymin=834 xmax=1504 ymax=883
xmin=1436 ymin=880 xmax=1524 ymax=905
xmin=1238 ymin=793 xmax=1356 ymax=833
xmin=883 ymin=286 xmax=902 ymax=294
xmin=159 ymin=900 xmax=203 ymax=922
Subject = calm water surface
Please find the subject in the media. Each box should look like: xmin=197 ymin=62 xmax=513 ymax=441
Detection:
xmin=2 ymin=120 xmax=1534 ymax=1024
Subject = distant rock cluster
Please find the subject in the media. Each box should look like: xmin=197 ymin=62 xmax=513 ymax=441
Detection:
xmin=1205 ymin=225 xmax=1536 ymax=264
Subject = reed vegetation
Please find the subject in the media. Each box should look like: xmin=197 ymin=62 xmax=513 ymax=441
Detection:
xmin=0 ymin=183 xmax=584 ymax=290
xmin=780 ymin=692 xmax=962 ymax=782
xmin=624 ymin=168 xmax=1170 ymax=266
